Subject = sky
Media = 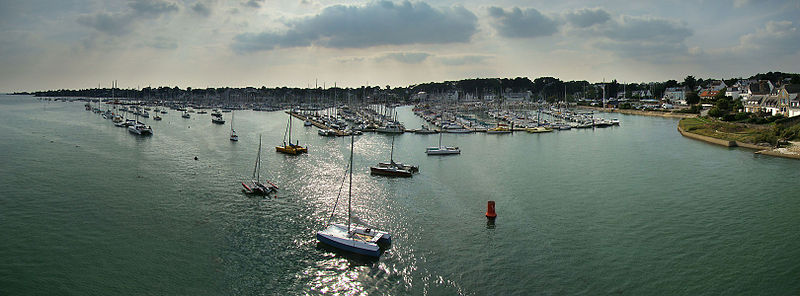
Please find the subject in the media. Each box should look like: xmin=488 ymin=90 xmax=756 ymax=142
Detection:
xmin=0 ymin=0 xmax=799 ymax=92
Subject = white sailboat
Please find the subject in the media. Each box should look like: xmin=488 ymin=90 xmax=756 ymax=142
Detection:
xmin=425 ymin=132 xmax=460 ymax=155
xmin=230 ymin=111 xmax=238 ymax=141
xmin=317 ymin=135 xmax=392 ymax=257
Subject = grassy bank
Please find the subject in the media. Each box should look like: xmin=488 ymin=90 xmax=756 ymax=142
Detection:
xmin=678 ymin=117 xmax=769 ymax=144
xmin=584 ymin=106 xmax=697 ymax=118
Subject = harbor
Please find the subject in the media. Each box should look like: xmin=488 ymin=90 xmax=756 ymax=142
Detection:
xmin=3 ymin=94 xmax=800 ymax=295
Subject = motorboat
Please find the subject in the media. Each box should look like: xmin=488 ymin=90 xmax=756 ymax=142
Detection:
xmin=127 ymin=123 xmax=153 ymax=135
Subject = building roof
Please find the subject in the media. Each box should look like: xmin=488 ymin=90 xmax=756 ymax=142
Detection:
xmin=748 ymin=81 xmax=771 ymax=95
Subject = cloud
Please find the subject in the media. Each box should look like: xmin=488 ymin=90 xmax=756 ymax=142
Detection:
xmin=375 ymin=52 xmax=431 ymax=64
xmin=77 ymin=11 xmax=134 ymax=35
xmin=601 ymin=15 xmax=691 ymax=43
xmin=129 ymin=0 xmax=179 ymax=16
xmin=734 ymin=20 xmax=800 ymax=56
xmin=191 ymin=2 xmax=211 ymax=17
xmin=565 ymin=8 xmax=610 ymax=28
xmin=77 ymin=0 xmax=179 ymax=35
xmin=437 ymin=54 xmax=492 ymax=66
xmin=232 ymin=1 xmax=478 ymax=52
xmin=145 ymin=36 xmax=178 ymax=49
xmin=243 ymin=0 xmax=264 ymax=8
xmin=488 ymin=6 xmax=559 ymax=38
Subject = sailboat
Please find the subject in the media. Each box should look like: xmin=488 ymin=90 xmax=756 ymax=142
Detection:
xmin=317 ymin=135 xmax=392 ymax=257
xmin=229 ymin=111 xmax=238 ymax=141
xmin=370 ymin=135 xmax=418 ymax=177
xmin=276 ymin=113 xmax=308 ymax=155
xmin=241 ymin=135 xmax=278 ymax=195
xmin=425 ymin=132 xmax=460 ymax=155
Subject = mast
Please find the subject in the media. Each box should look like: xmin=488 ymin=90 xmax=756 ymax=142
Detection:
xmin=390 ymin=135 xmax=395 ymax=163
xmin=438 ymin=131 xmax=442 ymax=148
xmin=254 ymin=135 xmax=262 ymax=180
xmin=288 ymin=113 xmax=292 ymax=143
xmin=348 ymin=134 xmax=354 ymax=233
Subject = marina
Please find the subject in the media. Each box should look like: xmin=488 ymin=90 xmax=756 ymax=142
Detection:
xmin=2 ymin=95 xmax=799 ymax=294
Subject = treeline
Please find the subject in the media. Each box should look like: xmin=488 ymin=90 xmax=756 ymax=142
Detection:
xmin=14 ymin=72 xmax=800 ymax=103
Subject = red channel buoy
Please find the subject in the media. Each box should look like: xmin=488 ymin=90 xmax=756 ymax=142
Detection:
xmin=485 ymin=200 xmax=497 ymax=219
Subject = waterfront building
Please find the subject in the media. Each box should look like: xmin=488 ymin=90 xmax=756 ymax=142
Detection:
xmin=663 ymin=87 xmax=686 ymax=105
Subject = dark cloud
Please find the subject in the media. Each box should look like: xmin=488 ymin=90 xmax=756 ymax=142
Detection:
xmin=77 ymin=11 xmax=133 ymax=35
xmin=129 ymin=0 xmax=179 ymax=17
xmin=565 ymin=8 xmax=610 ymax=28
xmin=244 ymin=0 xmax=264 ymax=8
xmin=232 ymin=1 xmax=478 ymax=53
xmin=488 ymin=6 xmax=558 ymax=38
xmin=77 ymin=0 xmax=179 ymax=35
xmin=375 ymin=52 xmax=431 ymax=64
xmin=191 ymin=2 xmax=211 ymax=17
xmin=602 ymin=15 xmax=691 ymax=43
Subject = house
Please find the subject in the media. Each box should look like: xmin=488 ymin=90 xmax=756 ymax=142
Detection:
xmin=706 ymin=80 xmax=728 ymax=91
xmin=741 ymin=80 xmax=773 ymax=101
xmin=504 ymin=91 xmax=531 ymax=101
xmin=776 ymin=84 xmax=800 ymax=117
xmin=662 ymin=87 xmax=686 ymax=104
xmin=744 ymin=95 xmax=765 ymax=113
xmin=762 ymin=95 xmax=780 ymax=116
xmin=725 ymin=87 xmax=742 ymax=100
xmin=631 ymin=89 xmax=652 ymax=98
xmin=789 ymin=97 xmax=800 ymax=117
xmin=699 ymin=90 xmax=720 ymax=101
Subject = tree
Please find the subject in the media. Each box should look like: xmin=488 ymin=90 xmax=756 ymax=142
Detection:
xmin=684 ymin=75 xmax=697 ymax=91
xmin=664 ymin=80 xmax=679 ymax=89
xmin=686 ymin=91 xmax=700 ymax=105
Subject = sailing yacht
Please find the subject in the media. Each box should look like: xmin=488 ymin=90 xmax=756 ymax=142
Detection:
xmin=425 ymin=132 xmax=460 ymax=155
xmin=317 ymin=135 xmax=392 ymax=257
xmin=241 ymin=135 xmax=278 ymax=195
xmin=370 ymin=135 xmax=417 ymax=177
xmin=276 ymin=114 xmax=308 ymax=155
xmin=230 ymin=111 xmax=238 ymax=141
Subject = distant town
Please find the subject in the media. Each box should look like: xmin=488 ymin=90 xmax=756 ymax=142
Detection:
xmin=14 ymin=72 xmax=800 ymax=118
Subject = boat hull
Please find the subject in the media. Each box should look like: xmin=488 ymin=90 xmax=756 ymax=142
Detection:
xmin=316 ymin=224 xmax=390 ymax=257
xmin=426 ymin=147 xmax=460 ymax=155
xmin=276 ymin=145 xmax=308 ymax=155
xmin=370 ymin=166 xmax=412 ymax=177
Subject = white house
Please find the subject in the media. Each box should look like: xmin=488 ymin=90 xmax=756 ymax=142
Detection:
xmin=662 ymin=87 xmax=686 ymax=105
xmin=725 ymin=87 xmax=742 ymax=100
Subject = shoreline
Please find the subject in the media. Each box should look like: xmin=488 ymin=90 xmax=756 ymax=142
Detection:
xmin=677 ymin=125 xmax=800 ymax=160
xmin=583 ymin=106 xmax=698 ymax=119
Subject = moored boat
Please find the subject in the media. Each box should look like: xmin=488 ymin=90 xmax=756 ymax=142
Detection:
xmin=318 ymin=135 xmax=391 ymax=257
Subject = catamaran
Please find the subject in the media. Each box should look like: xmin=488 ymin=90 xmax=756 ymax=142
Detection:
xmin=425 ymin=132 xmax=460 ymax=155
xmin=242 ymin=135 xmax=278 ymax=195
xmin=317 ymin=135 xmax=392 ymax=257
xmin=276 ymin=113 xmax=308 ymax=155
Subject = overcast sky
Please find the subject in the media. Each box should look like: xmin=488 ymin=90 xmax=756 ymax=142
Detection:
xmin=1 ymin=0 xmax=798 ymax=92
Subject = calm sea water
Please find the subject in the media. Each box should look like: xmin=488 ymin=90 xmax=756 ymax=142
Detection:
xmin=1 ymin=95 xmax=798 ymax=295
